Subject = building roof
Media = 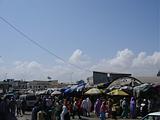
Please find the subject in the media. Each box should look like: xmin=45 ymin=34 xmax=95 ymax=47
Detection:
xmin=135 ymin=76 xmax=160 ymax=84
xmin=93 ymin=71 xmax=131 ymax=75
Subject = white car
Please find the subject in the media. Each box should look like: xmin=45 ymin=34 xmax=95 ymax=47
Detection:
xmin=142 ymin=112 xmax=160 ymax=120
xmin=19 ymin=94 xmax=37 ymax=109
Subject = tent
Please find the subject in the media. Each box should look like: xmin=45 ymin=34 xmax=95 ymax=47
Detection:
xmin=133 ymin=83 xmax=152 ymax=97
xmin=77 ymin=85 xmax=85 ymax=92
xmin=64 ymin=88 xmax=72 ymax=94
xmin=63 ymin=85 xmax=78 ymax=94
xmin=107 ymin=89 xmax=129 ymax=96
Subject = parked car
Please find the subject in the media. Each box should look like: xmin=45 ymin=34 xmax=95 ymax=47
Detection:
xmin=142 ymin=112 xmax=160 ymax=120
xmin=3 ymin=93 xmax=15 ymax=100
xmin=19 ymin=94 xmax=37 ymax=109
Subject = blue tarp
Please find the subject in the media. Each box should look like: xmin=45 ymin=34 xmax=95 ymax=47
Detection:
xmin=63 ymin=83 xmax=86 ymax=94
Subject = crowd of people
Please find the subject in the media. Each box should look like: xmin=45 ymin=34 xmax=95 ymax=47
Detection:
xmin=94 ymin=96 xmax=152 ymax=120
xmin=31 ymin=95 xmax=152 ymax=120
xmin=0 ymin=96 xmax=26 ymax=120
xmin=0 ymin=93 xmax=154 ymax=120
xmin=31 ymin=96 xmax=92 ymax=120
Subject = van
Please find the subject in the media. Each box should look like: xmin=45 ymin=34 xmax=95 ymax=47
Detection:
xmin=19 ymin=94 xmax=37 ymax=109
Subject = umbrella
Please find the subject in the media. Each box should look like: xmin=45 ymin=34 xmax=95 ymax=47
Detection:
xmin=85 ymin=88 xmax=102 ymax=95
xmin=107 ymin=89 xmax=129 ymax=96
xmin=51 ymin=91 xmax=61 ymax=96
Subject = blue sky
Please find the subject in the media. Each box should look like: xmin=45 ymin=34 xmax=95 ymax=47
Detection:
xmin=0 ymin=0 xmax=159 ymax=82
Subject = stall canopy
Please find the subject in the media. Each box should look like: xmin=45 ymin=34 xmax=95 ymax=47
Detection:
xmin=77 ymin=85 xmax=85 ymax=92
xmin=97 ymin=82 xmax=111 ymax=89
xmin=133 ymin=83 xmax=152 ymax=97
xmin=63 ymin=85 xmax=78 ymax=94
xmin=107 ymin=89 xmax=129 ymax=96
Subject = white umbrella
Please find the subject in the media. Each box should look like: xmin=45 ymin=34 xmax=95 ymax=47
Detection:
xmin=35 ymin=90 xmax=47 ymax=95
xmin=51 ymin=91 xmax=61 ymax=96
xmin=85 ymin=88 xmax=102 ymax=95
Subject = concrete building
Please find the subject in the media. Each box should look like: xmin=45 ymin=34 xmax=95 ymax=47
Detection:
xmin=12 ymin=80 xmax=28 ymax=90
xmin=0 ymin=79 xmax=28 ymax=93
xmin=87 ymin=71 xmax=131 ymax=85
xmin=28 ymin=80 xmax=58 ymax=91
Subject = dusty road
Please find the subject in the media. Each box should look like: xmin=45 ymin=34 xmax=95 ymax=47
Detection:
xmin=16 ymin=112 xmax=141 ymax=120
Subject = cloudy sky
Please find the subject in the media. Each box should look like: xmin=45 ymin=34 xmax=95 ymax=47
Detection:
xmin=0 ymin=0 xmax=159 ymax=82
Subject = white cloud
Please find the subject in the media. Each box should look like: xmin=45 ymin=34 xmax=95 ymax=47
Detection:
xmin=0 ymin=49 xmax=159 ymax=82
xmin=69 ymin=49 xmax=91 ymax=66
xmin=91 ymin=49 xmax=134 ymax=72
xmin=108 ymin=49 xmax=134 ymax=69
xmin=132 ymin=52 xmax=160 ymax=68
xmin=69 ymin=49 xmax=82 ymax=63
xmin=92 ymin=49 xmax=160 ymax=76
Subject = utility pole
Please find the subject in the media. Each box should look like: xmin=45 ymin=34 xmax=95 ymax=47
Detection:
xmin=71 ymin=72 xmax=73 ymax=84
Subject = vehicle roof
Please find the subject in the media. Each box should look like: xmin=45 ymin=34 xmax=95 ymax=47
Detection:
xmin=148 ymin=112 xmax=160 ymax=116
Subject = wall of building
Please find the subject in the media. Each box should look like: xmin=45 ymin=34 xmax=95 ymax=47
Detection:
xmin=28 ymin=80 xmax=58 ymax=90
xmin=88 ymin=71 xmax=132 ymax=85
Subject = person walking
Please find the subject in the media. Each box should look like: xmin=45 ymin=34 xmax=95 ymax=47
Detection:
xmin=0 ymin=97 xmax=10 ymax=120
xmin=55 ymin=101 xmax=62 ymax=120
xmin=130 ymin=97 xmax=136 ymax=119
xmin=21 ymin=98 xmax=26 ymax=115
xmin=81 ymin=98 xmax=87 ymax=116
xmin=77 ymin=98 xmax=82 ymax=119
xmin=140 ymin=99 xmax=148 ymax=117
xmin=94 ymin=98 xmax=101 ymax=117
xmin=31 ymin=101 xmax=41 ymax=120
xmin=99 ymin=101 xmax=107 ymax=120
xmin=121 ymin=97 xmax=128 ymax=118
xmin=107 ymin=98 xmax=113 ymax=118
xmin=16 ymin=98 xmax=22 ymax=116
xmin=9 ymin=97 xmax=16 ymax=116
xmin=112 ymin=103 xmax=117 ymax=119
xmin=60 ymin=100 xmax=70 ymax=120
xmin=86 ymin=97 xmax=92 ymax=117
xmin=72 ymin=99 xmax=79 ymax=119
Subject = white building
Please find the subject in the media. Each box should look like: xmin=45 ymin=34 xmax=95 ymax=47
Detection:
xmin=28 ymin=80 xmax=58 ymax=90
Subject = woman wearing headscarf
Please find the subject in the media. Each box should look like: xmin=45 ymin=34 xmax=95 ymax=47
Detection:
xmin=86 ymin=97 xmax=92 ymax=117
xmin=130 ymin=97 xmax=136 ymax=119
xmin=94 ymin=99 xmax=101 ymax=117
xmin=60 ymin=100 xmax=70 ymax=120
xmin=100 ymin=101 xmax=107 ymax=120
